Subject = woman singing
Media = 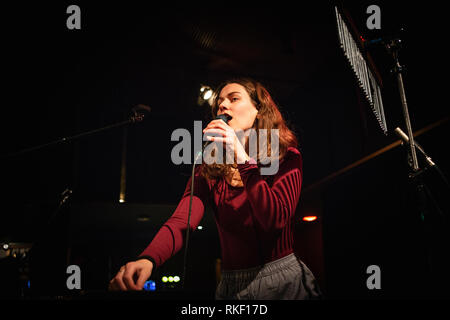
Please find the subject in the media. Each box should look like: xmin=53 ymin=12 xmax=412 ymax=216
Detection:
xmin=109 ymin=78 xmax=322 ymax=299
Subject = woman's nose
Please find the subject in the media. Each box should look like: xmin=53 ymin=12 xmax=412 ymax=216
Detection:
xmin=219 ymin=102 xmax=229 ymax=113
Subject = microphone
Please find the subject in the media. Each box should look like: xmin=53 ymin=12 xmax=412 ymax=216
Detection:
xmin=202 ymin=114 xmax=232 ymax=149
xmin=130 ymin=104 xmax=151 ymax=122
xmin=195 ymin=114 xmax=232 ymax=162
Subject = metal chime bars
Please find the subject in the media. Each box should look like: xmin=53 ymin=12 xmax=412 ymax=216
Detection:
xmin=335 ymin=6 xmax=387 ymax=134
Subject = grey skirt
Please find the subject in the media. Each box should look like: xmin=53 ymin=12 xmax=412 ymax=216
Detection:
xmin=216 ymin=253 xmax=322 ymax=300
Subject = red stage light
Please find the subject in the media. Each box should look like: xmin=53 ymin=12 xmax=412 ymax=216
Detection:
xmin=302 ymin=216 xmax=317 ymax=222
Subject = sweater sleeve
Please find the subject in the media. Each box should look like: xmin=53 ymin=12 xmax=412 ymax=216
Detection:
xmin=237 ymin=147 xmax=303 ymax=233
xmin=138 ymin=165 xmax=210 ymax=268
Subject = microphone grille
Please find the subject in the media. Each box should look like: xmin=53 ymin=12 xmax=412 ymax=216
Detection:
xmin=216 ymin=114 xmax=232 ymax=123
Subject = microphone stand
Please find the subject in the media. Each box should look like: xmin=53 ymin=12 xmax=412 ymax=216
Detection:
xmin=2 ymin=104 xmax=150 ymax=297
xmin=386 ymin=38 xmax=419 ymax=171
xmin=1 ymin=105 xmax=149 ymax=160
xmin=181 ymin=114 xmax=231 ymax=289
xmin=386 ymin=38 xmax=449 ymax=296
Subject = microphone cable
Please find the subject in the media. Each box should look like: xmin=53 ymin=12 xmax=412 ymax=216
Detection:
xmin=181 ymin=114 xmax=231 ymax=289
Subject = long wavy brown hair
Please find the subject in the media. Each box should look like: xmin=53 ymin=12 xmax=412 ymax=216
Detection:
xmin=201 ymin=78 xmax=298 ymax=180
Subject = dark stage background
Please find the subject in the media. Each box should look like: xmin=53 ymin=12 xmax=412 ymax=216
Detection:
xmin=0 ymin=1 xmax=449 ymax=299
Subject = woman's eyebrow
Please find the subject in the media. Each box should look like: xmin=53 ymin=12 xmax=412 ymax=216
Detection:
xmin=218 ymin=91 xmax=242 ymax=101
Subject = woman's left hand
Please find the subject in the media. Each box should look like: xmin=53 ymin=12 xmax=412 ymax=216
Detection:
xmin=203 ymin=119 xmax=250 ymax=164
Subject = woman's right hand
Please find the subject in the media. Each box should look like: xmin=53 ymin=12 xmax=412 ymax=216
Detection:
xmin=108 ymin=259 xmax=153 ymax=291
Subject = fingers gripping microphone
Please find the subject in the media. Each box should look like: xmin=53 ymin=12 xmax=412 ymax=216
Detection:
xmin=202 ymin=114 xmax=232 ymax=149
xmin=195 ymin=114 xmax=232 ymax=162
xmin=216 ymin=113 xmax=232 ymax=123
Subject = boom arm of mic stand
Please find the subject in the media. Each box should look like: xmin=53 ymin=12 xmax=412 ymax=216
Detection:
xmin=0 ymin=107 xmax=148 ymax=160
xmin=394 ymin=127 xmax=435 ymax=167
xmin=395 ymin=127 xmax=450 ymax=189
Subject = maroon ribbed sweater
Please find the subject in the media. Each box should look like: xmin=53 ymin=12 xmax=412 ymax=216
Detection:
xmin=140 ymin=147 xmax=303 ymax=270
